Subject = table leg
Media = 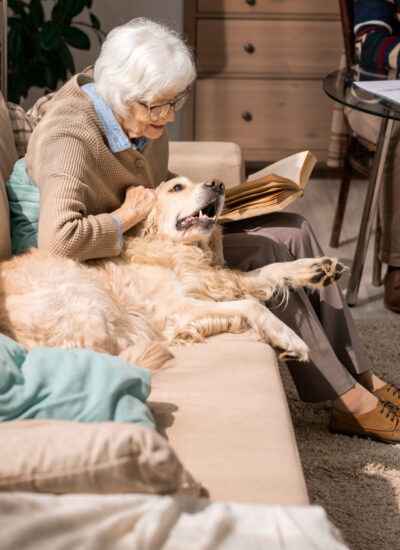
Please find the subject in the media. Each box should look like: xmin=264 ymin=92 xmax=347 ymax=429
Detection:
xmin=346 ymin=116 xmax=394 ymax=306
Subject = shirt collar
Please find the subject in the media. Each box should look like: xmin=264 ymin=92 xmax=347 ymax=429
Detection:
xmin=81 ymin=82 xmax=151 ymax=153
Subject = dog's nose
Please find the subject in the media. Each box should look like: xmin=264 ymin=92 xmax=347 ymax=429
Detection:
xmin=206 ymin=179 xmax=225 ymax=193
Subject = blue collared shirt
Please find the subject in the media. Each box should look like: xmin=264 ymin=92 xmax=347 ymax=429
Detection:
xmin=81 ymin=83 xmax=151 ymax=153
xmin=82 ymin=83 xmax=151 ymax=247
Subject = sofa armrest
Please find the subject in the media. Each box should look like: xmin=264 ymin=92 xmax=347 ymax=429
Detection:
xmin=168 ymin=141 xmax=245 ymax=189
xmin=0 ymin=92 xmax=18 ymax=260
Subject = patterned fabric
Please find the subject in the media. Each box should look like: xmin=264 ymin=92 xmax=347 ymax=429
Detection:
xmin=6 ymin=103 xmax=36 ymax=159
xmin=327 ymin=1 xmax=400 ymax=166
xmin=355 ymin=0 xmax=400 ymax=69
xmin=6 ymin=94 xmax=55 ymax=159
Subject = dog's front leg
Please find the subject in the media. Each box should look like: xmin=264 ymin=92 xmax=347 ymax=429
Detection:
xmin=165 ymin=299 xmax=309 ymax=362
xmin=237 ymin=256 xmax=348 ymax=301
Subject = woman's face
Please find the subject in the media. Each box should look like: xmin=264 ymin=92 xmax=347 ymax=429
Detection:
xmin=114 ymin=91 xmax=178 ymax=140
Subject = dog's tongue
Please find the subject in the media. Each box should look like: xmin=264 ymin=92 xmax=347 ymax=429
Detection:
xmin=182 ymin=216 xmax=197 ymax=225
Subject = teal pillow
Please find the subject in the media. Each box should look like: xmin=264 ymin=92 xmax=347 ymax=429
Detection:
xmin=0 ymin=333 xmax=155 ymax=430
xmin=5 ymin=157 xmax=40 ymax=254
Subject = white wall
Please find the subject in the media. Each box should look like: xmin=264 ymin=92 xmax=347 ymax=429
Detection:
xmin=23 ymin=0 xmax=185 ymax=140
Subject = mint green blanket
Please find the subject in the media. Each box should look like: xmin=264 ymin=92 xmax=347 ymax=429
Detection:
xmin=5 ymin=157 xmax=40 ymax=255
xmin=0 ymin=334 xmax=155 ymax=429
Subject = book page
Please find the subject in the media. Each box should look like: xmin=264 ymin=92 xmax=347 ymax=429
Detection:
xmin=247 ymin=151 xmax=313 ymax=186
xmin=219 ymin=189 xmax=303 ymax=223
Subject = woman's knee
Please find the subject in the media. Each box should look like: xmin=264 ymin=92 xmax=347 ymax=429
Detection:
xmin=277 ymin=213 xmax=323 ymax=259
xmin=223 ymin=232 xmax=292 ymax=271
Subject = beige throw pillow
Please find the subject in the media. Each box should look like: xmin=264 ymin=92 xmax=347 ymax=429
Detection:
xmin=0 ymin=419 xmax=201 ymax=496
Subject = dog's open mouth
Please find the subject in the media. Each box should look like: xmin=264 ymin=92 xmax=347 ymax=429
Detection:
xmin=176 ymin=198 xmax=219 ymax=231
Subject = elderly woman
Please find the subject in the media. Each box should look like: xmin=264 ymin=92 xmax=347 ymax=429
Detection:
xmin=24 ymin=18 xmax=400 ymax=442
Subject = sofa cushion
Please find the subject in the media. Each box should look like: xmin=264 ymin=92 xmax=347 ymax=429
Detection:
xmin=0 ymin=419 xmax=201 ymax=495
xmin=0 ymin=93 xmax=18 ymax=260
xmin=150 ymin=333 xmax=309 ymax=506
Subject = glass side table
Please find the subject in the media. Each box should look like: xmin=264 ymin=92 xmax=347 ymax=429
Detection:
xmin=323 ymin=67 xmax=400 ymax=306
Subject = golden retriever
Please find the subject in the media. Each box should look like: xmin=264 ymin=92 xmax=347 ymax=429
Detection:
xmin=0 ymin=177 xmax=347 ymax=369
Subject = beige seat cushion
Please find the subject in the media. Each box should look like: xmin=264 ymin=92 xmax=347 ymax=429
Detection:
xmin=169 ymin=141 xmax=245 ymax=189
xmin=150 ymin=334 xmax=309 ymax=506
xmin=0 ymin=419 xmax=201 ymax=496
xmin=0 ymin=93 xmax=18 ymax=260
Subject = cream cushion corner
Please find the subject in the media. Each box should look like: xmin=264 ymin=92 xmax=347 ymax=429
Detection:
xmin=0 ymin=92 xmax=18 ymax=260
xmin=0 ymin=419 xmax=201 ymax=496
xmin=168 ymin=141 xmax=245 ymax=189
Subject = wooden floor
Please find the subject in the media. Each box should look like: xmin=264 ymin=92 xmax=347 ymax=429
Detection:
xmin=283 ymin=175 xmax=398 ymax=320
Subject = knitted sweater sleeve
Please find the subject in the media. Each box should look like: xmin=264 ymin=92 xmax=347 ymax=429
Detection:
xmin=354 ymin=0 xmax=400 ymax=69
xmin=35 ymin=129 xmax=122 ymax=262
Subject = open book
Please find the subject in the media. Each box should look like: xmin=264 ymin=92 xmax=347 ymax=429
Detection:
xmin=219 ymin=151 xmax=317 ymax=223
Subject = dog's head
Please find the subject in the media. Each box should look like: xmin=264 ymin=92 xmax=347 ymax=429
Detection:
xmin=142 ymin=176 xmax=225 ymax=245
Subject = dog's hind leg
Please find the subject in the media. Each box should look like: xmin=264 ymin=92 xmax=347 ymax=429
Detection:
xmin=119 ymin=341 xmax=173 ymax=371
xmin=166 ymin=299 xmax=309 ymax=362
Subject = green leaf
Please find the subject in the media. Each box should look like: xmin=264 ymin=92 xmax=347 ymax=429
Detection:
xmin=63 ymin=26 xmax=90 ymax=50
xmin=8 ymin=26 xmax=24 ymax=59
xmin=51 ymin=3 xmax=61 ymax=22
xmin=8 ymin=0 xmax=27 ymax=18
xmin=29 ymin=0 xmax=45 ymax=28
xmin=84 ymin=0 xmax=93 ymax=8
xmin=58 ymin=0 xmax=86 ymax=19
xmin=8 ymin=72 xmax=29 ymax=103
xmin=39 ymin=21 xmax=62 ymax=51
xmin=89 ymin=12 xmax=100 ymax=30
xmin=59 ymin=41 xmax=76 ymax=74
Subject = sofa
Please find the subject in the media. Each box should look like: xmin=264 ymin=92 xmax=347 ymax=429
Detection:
xmin=0 ymin=90 xmax=351 ymax=549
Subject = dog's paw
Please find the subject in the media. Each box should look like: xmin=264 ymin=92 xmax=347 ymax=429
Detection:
xmin=308 ymin=257 xmax=348 ymax=288
xmin=275 ymin=342 xmax=310 ymax=362
xmin=273 ymin=331 xmax=310 ymax=363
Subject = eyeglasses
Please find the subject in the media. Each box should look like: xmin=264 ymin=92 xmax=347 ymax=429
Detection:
xmin=136 ymin=87 xmax=191 ymax=122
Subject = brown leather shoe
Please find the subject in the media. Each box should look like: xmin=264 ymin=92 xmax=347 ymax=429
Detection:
xmin=384 ymin=269 xmax=400 ymax=312
xmin=374 ymin=382 xmax=400 ymax=408
xmin=329 ymin=402 xmax=400 ymax=444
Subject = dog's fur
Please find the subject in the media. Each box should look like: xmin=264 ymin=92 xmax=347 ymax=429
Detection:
xmin=0 ymin=177 xmax=347 ymax=370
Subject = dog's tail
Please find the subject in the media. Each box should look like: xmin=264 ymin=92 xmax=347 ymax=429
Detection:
xmin=119 ymin=341 xmax=173 ymax=371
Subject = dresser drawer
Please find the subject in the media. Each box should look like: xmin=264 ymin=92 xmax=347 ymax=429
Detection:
xmin=197 ymin=19 xmax=342 ymax=77
xmin=198 ymin=0 xmax=339 ymax=16
xmin=194 ymin=79 xmax=333 ymax=161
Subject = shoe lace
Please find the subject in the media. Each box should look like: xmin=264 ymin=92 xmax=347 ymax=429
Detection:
xmin=386 ymin=384 xmax=400 ymax=399
xmin=379 ymin=403 xmax=398 ymax=422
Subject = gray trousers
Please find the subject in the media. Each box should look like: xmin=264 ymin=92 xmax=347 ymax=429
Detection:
xmin=223 ymin=212 xmax=371 ymax=402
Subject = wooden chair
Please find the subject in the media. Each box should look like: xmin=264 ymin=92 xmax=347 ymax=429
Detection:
xmin=330 ymin=0 xmax=382 ymax=286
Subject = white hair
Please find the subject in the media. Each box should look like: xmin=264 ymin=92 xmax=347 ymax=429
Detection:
xmin=93 ymin=18 xmax=196 ymax=117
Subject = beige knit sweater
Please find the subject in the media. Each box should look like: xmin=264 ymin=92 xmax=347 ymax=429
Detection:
xmin=25 ymin=71 xmax=170 ymax=261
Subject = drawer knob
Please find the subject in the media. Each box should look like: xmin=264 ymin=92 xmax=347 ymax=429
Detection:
xmin=245 ymin=0 xmax=256 ymax=5
xmin=241 ymin=111 xmax=253 ymax=122
xmin=243 ymin=42 xmax=255 ymax=54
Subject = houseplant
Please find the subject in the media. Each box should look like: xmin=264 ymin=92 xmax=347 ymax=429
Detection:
xmin=7 ymin=0 xmax=104 ymax=103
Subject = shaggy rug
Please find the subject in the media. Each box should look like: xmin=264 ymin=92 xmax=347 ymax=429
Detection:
xmin=281 ymin=318 xmax=400 ymax=550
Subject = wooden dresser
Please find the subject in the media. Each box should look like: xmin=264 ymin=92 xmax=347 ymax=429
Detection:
xmin=183 ymin=0 xmax=343 ymax=164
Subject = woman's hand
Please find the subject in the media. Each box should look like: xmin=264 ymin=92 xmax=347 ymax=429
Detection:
xmin=112 ymin=185 xmax=157 ymax=232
